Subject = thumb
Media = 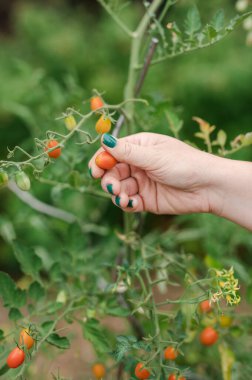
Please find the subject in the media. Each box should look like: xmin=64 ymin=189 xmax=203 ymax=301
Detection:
xmin=101 ymin=133 xmax=151 ymax=169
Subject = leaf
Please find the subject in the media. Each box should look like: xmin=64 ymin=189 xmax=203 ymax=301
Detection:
xmin=165 ymin=110 xmax=183 ymax=137
xmin=218 ymin=343 xmax=235 ymax=380
xmin=41 ymin=321 xmax=54 ymax=334
xmin=46 ymin=333 xmax=70 ymax=349
xmin=225 ymin=11 xmax=252 ymax=33
xmin=0 ymin=272 xmax=26 ymax=308
xmin=12 ymin=243 xmax=42 ymax=280
xmin=184 ymin=5 xmax=202 ymax=37
xmin=0 ymin=330 xmax=4 ymax=341
xmin=82 ymin=318 xmax=109 ymax=353
xmin=211 ymin=9 xmax=225 ymax=31
xmin=8 ymin=308 xmax=23 ymax=321
xmin=29 ymin=281 xmax=45 ymax=300
xmin=205 ymin=25 xmax=218 ymax=40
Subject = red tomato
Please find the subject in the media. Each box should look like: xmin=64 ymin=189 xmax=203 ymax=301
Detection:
xmin=90 ymin=96 xmax=104 ymax=111
xmin=95 ymin=151 xmax=117 ymax=170
xmin=135 ymin=362 xmax=151 ymax=380
xmin=199 ymin=300 xmax=212 ymax=313
xmin=6 ymin=347 xmax=25 ymax=368
xmin=19 ymin=329 xmax=34 ymax=349
xmin=168 ymin=374 xmax=186 ymax=380
xmin=164 ymin=346 xmax=178 ymax=360
xmin=200 ymin=326 xmax=218 ymax=346
xmin=92 ymin=363 xmax=106 ymax=379
xmin=45 ymin=139 xmax=61 ymax=159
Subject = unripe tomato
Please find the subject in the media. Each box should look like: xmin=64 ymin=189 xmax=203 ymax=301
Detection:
xmin=90 ymin=96 xmax=104 ymax=111
xmin=164 ymin=346 xmax=178 ymax=360
xmin=0 ymin=171 xmax=8 ymax=188
xmin=95 ymin=115 xmax=112 ymax=134
xmin=95 ymin=151 xmax=117 ymax=170
xmin=219 ymin=315 xmax=232 ymax=328
xmin=15 ymin=171 xmax=31 ymax=191
xmin=7 ymin=347 xmax=25 ymax=368
xmin=135 ymin=363 xmax=151 ymax=380
xmin=168 ymin=374 xmax=186 ymax=380
xmin=64 ymin=115 xmax=77 ymax=131
xmin=45 ymin=140 xmax=61 ymax=159
xmin=19 ymin=329 xmax=34 ymax=349
xmin=200 ymin=326 xmax=218 ymax=346
xmin=92 ymin=363 xmax=106 ymax=379
xmin=199 ymin=300 xmax=212 ymax=313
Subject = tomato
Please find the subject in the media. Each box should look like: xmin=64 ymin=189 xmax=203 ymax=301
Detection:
xmin=95 ymin=151 xmax=117 ymax=170
xmin=90 ymin=96 xmax=104 ymax=111
xmin=200 ymin=326 xmax=218 ymax=346
xmin=45 ymin=139 xmax=61 ymax=159
xmin=64 ymin=115 xmax=77 ymax=131
xmin=6 ymin=347 xmax=25 ymax=368
xmin=168 ymin=374 xmax=186 ymax=380
xmin=164 ymin=346 xmax=178 ymax=360
xmin=19 ymin=329 xmax=34 ymax=349
xmin=15 ymin=171 xmax=31 ymax=191
xmin=219 ymin=315 xmax=232 ymax=328
xmin=199 ymin=300 xmax=212 ymax=313
xmin=95 ymin=115 xmax=112 ymax=134
xmin=0 ymin=171 xmax=8 ymax=188
xmin=92 ymin=363 xmax=106 ymax=379
xmin=135 ymin=363 xmax=151 ymax=380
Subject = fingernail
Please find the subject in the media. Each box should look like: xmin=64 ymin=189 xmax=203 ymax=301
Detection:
xmin=127 ymin=199 xmax=133 ymax=208
xmin=106 ymin=184 xmax=113 ymax=195
xmin=88 ymin=167 xmax=93 ymax=178
xmin=115 ymin=196 xmax=121 ymax=207
xmin=103 ymin=133 xmax=117 ymax=148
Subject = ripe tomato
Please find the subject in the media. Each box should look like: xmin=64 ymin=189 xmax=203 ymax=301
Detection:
xmin=6 ymin=347 xmax=25 ymax=368
xmin=200 ymin=326 xmax=218 ymax=346
xmin=45 ymin=139 xmax=61 ymax=159
xmin=164 ymin=346 xmax=178 ymax=360
xmin=95 ymin=151 xmax=117 ymax=170
xmin=90 ymin=96 xmax=104 ymax=111
xmin=19 ymin=329 xmax=34 ymax=349
xmin=199 ymin=300 xmax=212 ymax=313
xmin=219 ymin=315 xmax=232 ymax=328
xmin=92 ymin=363 xmax=106 ymax=379
xmin=15 ymin=171 xmax=31 ymax=191
xmin=135 ymin=363 xmax=151 ymax=380
xmin=0 ymin=171 xmax=8 ymax=188
xmin=95 ymin=115 xmax=112 ymax=134
xmin=64 ymin=115 xmax=77 ymax=131
xmin=168 ymin=374 xmax=186 ymax=380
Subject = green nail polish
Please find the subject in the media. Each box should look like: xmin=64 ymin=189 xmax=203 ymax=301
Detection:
xmin=127 ymin=199 xmax=133 ymax=208
xmin=88 ymin=167 xmax=93 ymax=178
xmin=103 ymin=133 xmax=117 ymax=148
xmin=106 ymin=184 xmax=113 ymax=195
xmin=115 ymin=196 xmax=121 ymax=207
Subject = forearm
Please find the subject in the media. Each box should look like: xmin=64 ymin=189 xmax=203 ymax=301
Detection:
xmin=209 ymin=156 xmax=252 ymax=231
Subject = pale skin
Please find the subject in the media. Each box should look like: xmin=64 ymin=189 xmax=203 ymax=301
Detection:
xmin=88 ymin=132 xmax=252 ymax=231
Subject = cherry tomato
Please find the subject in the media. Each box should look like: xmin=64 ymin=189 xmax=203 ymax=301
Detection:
xmin=92 ymin=363 xmax=106 ymax=379
xmin=45 ymin=139 xmax=61 ymax=159
xmin=135 ymin=363 xmax=151 ymax=380
xmin=6 ymin=347 xmax=25 ymax=368
xmin=0 ymin=171 xmax=8 ymax=188
xmin=19 ymin=329 xmax=34 ymax=349
xmin=95 ymin=115 xmax=112 ymax=134
xmin=200 ymin=326 xmax=218 ymax=346
xmin=90 ymin=96 xmax=104 ymax=111
xmin=168 ymin=374 xmax=186 ymax=380
xmin=199 ymin=300 xmax=212 ymax=313
xmin=95 ymin=151 xmax=117 ymax=170
xmin=219 ymin=315 xmax=232 ymax=328
xmin=64 ymin=115 xmax=77 ymax=131
xmin=164 ymin=346 xmax=178 ymax=360
xmin=15 ymin=171 xmax=31 ymax=191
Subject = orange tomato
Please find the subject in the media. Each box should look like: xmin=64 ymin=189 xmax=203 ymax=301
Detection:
xmin=200 ymin=326 xmax=218 ymax=346
xmin=45 ymin=140 xmax=61 ymax=159
xmin=164 ymin=346 xmax=178 ymax=360
xmin=19 ymin=329 xmax=34 ymax=349
xmin=92 ymin=363 xmax=106 ymax=379
xmin=199 ymin=300 xmax=212 ymax=313
xmin=168 ymin=374 xmax=186 ymax=380
xmin=95 ymin=151 xmax=117 ymax=170
xmin=95 ymin=115 xmax=112 ymax=134
xmin=135 ymin=363 xmax=151 ymax=380
xmin=90 ymin=96 xmax=104 ymax=111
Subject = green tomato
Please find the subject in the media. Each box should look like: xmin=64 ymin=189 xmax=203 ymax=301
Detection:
xmin=0 ymin=171 xmax=8 ymax=188
xmin=15 ymin=171 xmax=31 ymax=191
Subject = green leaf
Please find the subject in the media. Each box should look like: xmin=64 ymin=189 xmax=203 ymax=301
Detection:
xmin=8 ymin=308 xmax=23 ymax=321
xmin=0 ymin=272 xmax=26 ymax=308
xmin=41 ymin=321 xmax=54 ymax=334
xmin=211 ymin=9 xmax=225 ymax=31
xmin=165 ymin=110 xmax=183 ymax=137
xmin=205 ymin=25 xmax=218 ymax=40
xmin=12 ymin=243 xmax=42 ymax=280
xmin=0 ymin=364 xmax=9 ymax=376
xmin=184 ymin=5 xmax=202 ymax=37
xmin=46 ymin=333 xmax=70 ymax=349
xmin=82 ymin=319 xmax=109 ymax=353
xmin=29 ymin=281 xmax=45 ymax=300
xmin=0 ymin=330 xmax=4 ymax=341
xmin=225 ymin=11 xmax=252 ymax=33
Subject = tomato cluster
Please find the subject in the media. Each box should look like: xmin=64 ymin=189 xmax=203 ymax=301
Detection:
xmin=6 ymin=328 xmax=34 ymax=369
